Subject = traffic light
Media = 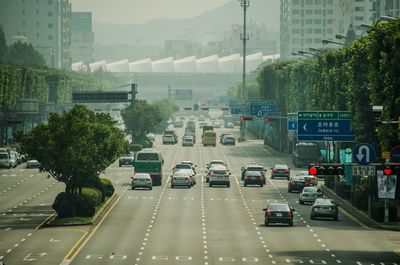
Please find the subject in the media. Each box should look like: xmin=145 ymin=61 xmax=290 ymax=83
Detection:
xmin=308 ymin=164 xmax=344 ymax=176
xmin=240 ymin=116 xmax=253 ymax=121
xmin=383 ymin=163 xmax=400 ymax=175
xmin=264 ymin=116 xmax=269 ymax=123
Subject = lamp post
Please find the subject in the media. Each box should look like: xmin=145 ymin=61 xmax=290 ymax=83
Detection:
xmin=322 ymin=39 xmax=345 ymax=46
xmin=239 ymin=0 xmax=250 ymax=141
xmin=380 ymin=15 xmax=396 ymax=22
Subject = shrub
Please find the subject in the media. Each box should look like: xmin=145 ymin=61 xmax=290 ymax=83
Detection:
xmin=52 ymin=192 xmax=74 ymax=218
xmin=52 ymin=191 xmax=96 ymax=218
xmin=74 ymin=193 xmax=95 ymax=217
xmin=100 ymin=178 xmax=114 ymax=197
xmin=82 ymin=187 xmax=103 ymax=206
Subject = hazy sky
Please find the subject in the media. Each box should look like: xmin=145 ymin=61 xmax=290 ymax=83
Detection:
xmin=70 ymin=0 xmax=233 ymax=24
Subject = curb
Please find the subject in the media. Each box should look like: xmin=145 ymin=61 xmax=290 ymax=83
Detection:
xmin=91 ymin=194 xmax=118 ymax=225
xmin=320 ymin=185 xmax=400 ymax=231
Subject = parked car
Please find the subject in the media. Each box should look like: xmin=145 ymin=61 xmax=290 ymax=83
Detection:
xmin=221 ymin=135 xmax=236 ymax=145
xmin=119 ymin=154 xmax=134 ymax=167
xmin=170 ymin=171 xmax=192 ymax=188
xmin=0 ymin=152 xmax=11 ymax=169
xmin=310 ymin=198 xmax=339 ymax=221
xmin=299 ymin=187 xmax=323 ymax=205
xmin=241 ymin=164 xmax=266 ymax=183
xmin=131 ymin=173 xmax=153 ymax=190
xmin=288 ymin=176 xmax=309 ymax=193
xmin=209 ymin=166 xmax=230 ymax=188
xmin=271 ymin=164 xmax=290 ymax=180
xmin=263 ymin=203 xmax=295 ymax=227
xmin=243 ymin=171 xmax=264 ymax=187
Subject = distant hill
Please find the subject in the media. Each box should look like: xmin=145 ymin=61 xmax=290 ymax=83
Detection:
xmin=93 ymin=0 xmax=280 ymax=47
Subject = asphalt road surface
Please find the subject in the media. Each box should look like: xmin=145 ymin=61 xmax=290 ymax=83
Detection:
xmin=1 ymin=120 xmax=399 ymax=265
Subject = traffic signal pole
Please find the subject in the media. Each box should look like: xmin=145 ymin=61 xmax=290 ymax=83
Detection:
xmin=239 ymin=0 xmax=249 ymax=141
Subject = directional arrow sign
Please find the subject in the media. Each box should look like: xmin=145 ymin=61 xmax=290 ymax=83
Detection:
xmin=287 ymin=117 xmax=298 ymax=131
xmin=353 ymin=143 xmax=375 ymax=165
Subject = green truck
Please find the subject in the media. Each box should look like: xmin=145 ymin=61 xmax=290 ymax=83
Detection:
xmin=133 ymin=149 xmax=164 ymax=186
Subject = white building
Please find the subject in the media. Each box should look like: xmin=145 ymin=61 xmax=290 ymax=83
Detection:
xmin=0 ymin=0 xmax=72 ymax=68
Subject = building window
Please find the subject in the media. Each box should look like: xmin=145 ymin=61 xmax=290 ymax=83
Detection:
xmin=292 ymin=19 xmax=301 ymax=24
xmin=355 ymin=6 xmax=364 ymax=11
xmin=306 ymin=0 xmax=313 ymax=5
xmin=355 ymin=0 xmax=364 ymax=2
xmin=293 ymin=0 xmax=300 ymax=5
xmin=48 ymin=35 xmax=53 ymax=40
xmin=327 ymin=9 xmax=333 ymax=15
xmin=48 ymin=11 xmax=53 ymax=17
xmin=327 ymin=28 xmax=333 ymax=34
xmin=315 ymin=0 xmax=322 ymax=4
xmin=305 ymin=19 xmax=313 ymax=24
xmin=305 ymin=28 xmax=313 ymax=34
xmin=306 ymin=9 xmax=313 ymax=15
xmin=355 ymin=16 xmax=364 ymax=21
xmin=48 ymin=23 xmax=53 ymax=28
xmin=293 ymin=10 xmax=300 ymax=15
xmin=327 ymin=19 xmax=333 ymax=24
xmin=314 ymin=38 xmax=321 ymax=43
xmin=315 ymin=9 xmax=322 ymax=15
xmin=314 ymin=19 xmax=322 ymax=24
xmin=314 ymin=28 xmax=322 ymax=34
xmin=305 ymin=38 xmax=313 ymax=44
xmin=36 ymin=9 xmax=39 ymax=14
xmin=22 ymin=21 xmax=25 ymax=26
xmin=293 ymin=29 xmax=301 ymax=34
xmin=327 ymin=0 xmax=333 ymax=4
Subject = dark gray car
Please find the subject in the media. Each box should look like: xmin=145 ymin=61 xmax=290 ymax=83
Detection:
xmin=263 ymin=203 xmax=295 ymax=227
xmin=310 ymin=198 xmax=339 ymax=221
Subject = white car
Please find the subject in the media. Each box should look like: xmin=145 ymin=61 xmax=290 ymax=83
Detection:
xmin=26 ymin=160 xmax=41 ymax=169
xmin=170 ymin=171 xmax=192 ymax=188
xmin=132 ymin=173 xmax=153 ymax=190
xmin=182 ymin=136 xmax=194 ymax=146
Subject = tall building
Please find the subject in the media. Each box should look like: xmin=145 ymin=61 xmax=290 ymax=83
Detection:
xmin=0 ymin=0 xmax=71 ymax=69
xmin=70 ymin=12 xmax=94 ymax=64
xmin=340 ymin=0 xmax=373 ymax=38
xmin=371 ymin=0 xmax=400 ymax=22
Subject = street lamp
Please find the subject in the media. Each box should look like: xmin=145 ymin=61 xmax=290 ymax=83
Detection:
xmin=309 ymin=47 xmax=323 ymax=52
xmin=322 ymin=39 xmax=345 ymax=46
xmin=380 ymin=15 xmax=396 ymax=22
xmin=335 ymin=34 xmax=349 ymax=40
xmin=360 ymin=23 xmax=375 ymax=30
xmin=298 ymin=50 xmax=314 ymax=57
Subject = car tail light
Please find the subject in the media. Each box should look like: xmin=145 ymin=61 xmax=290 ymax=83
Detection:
xmin=207 ymin=173 xmax=211 ymax=176
xmin=245 ymin=176 xmax=250 ymax=180
xmin=265 ymin=211 xmax=272 ymax=217
xmin=273 ymin=169 xmax=278 ymax=172
xmin=287 ymin=211 xmax=292 ymax=217
xmin=285 ymin=169 xmax=289 ymax=173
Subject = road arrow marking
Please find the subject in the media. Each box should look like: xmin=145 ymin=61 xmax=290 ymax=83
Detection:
xmin=49 ymin=238 xmax=61 ymax=242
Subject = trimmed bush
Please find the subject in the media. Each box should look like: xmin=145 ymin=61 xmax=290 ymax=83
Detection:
xmin=52 ymin=192 xmax=74 ymax=218
xmin=74 ymin=193 xmax=95 ymax=217
xmin=100 ymin=178 xmax=114 ymax=197
xmin=82 ymin=187 xmax=103 ymax=206
xmin=52 ymin=191 xmax=96 ymax=218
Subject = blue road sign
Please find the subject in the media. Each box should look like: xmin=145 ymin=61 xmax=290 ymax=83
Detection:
xmin=353 ymin=143 xmax=376 ymax=165
xmin=297 ymin=111 xmax=355 ymax=142
xmin=288 ymin=117 xmax=298 ymax=131
xmin=249 ymin=101 xmax=277 ymax=116
xmin=230 ymin=104 xmax=249 ymax=115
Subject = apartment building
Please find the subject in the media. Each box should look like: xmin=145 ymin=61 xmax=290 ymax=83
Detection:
xmin=70 ymin=12 xmax=94 ymax=64
xmin=371 ymin=0 xmax=400 ymax=21
xmin=0 ymin=0 xmax=71 ymax=69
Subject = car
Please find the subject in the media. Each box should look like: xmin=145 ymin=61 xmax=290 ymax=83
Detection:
xmin=288 ymin=176 xmax=309 ymax=193
xmin=184 ymin=132 xmax=196 ymax=143
xmin=173 ymin=163 xmax=193 ymax=173
xmin=119 ymin=154 xmax=134 ymax=167
xmin=219 ymin=133 xmax=230 ymax=143
xmin=299 ymin=187 xmax=324 ymax=204
xmin=271 ymin=164 xmax=290 ymax=180
xmin=181 ymin=160 xmax=197 ymax=173
xmin=241 ymin=164 xmax=266 ymax=184
xmin=182 ymin=136 xmax=194 ymax=146
xmin=174 ymin=120 xmax=183 ymax=128
xmin=221 ymin=135 xmax=236 ymax=145
xmin=212 ymin=121 xmax=221 ymax=128
xmin=163 ymin=130 xmax=178 ymax=143
xmin=209 ymin=166 xmax=230 ymax=187
xmin=170 ymin=171 xmax=192 ymax=188
xmin=199 ymin=122 xmax=207 ymax=128
xmin=205 ymin=165 xmax=227 ymax=183
xmin=131 ymin=173 xmax=153 ymax=190
xmin=162 ymin=134 xmax=176 ymax=144
xmin=9 ymin=152 xmax=18 ymax=168
xmin=146 ymin=133 xmax=155 ymax=141
xmin=310 ymin=198 xmax=339 ymax=221
xmin=198 ymin=115 xmax=206 ymax=121
xmin=206 ymin=160 xmax=226 ymax=169
xmin=175 ymin=168 xmax=196 ymax=186
xmin=0 ymin=152 xmax=11 ymax=168
xmin=225 ymin=122 xmax=234 ymax=128
xmin=263 ymin=203 xmax=295 ymax=227
xmin=244 ymin=171 xmax=264 ymax=187
xmin=26 ymin=159 xmax=41 ymax=169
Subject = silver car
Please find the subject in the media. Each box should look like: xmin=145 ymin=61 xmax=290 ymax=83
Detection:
xmin=132 ymin=173 xmax=153 ymax=190
xmin=171 ymin=171 xmax=192 ymax=188
xmin=299 ymin=187 xmax=323 ymax=204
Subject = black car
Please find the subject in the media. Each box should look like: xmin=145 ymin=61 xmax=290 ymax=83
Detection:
xmin=119 ymin=155 xmax=134 ymax=167
xmin=271 ymin=164 xmax=290 ymax=180
xmin=241 ymin=164 xmax=266 ymax=184
xmin=288 ymin=176 xmax=309 ymax=193
xmin=310 ymin=198 xmax=339 ymax=221
xmin=244 ymin=171 xmax=264 ymax=187
xmin=263 ymin=203 xmax=295 ymax=227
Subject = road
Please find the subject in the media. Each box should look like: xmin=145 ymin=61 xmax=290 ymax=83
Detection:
xmin=0 ymin=121 xmax=399 ymax=265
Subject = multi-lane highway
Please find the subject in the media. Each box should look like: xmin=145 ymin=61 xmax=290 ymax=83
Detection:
xmin=0 ymin=119 xmax=399 ymax=265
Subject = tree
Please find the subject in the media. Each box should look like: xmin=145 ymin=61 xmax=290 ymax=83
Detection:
xmin=6 ymin=41 xmax=46 ymax=67
xmin=0 ymin=26 xmax=7 ymax=63
xmin=121 ymin=100 xmax=162 ymax=142
xmin=17 ymin=105 xmax=128 ymax=194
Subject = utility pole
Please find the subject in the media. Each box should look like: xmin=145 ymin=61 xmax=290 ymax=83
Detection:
xmin=239 ymin=0 xmax=250 ymax=140
xmin=131 ymin=83 xmax=138 ymax=110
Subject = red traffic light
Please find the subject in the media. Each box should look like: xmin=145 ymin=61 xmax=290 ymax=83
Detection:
xmin=309 ymin=167 xmax=318 ymax=175
xmin=384 ymin=168 xmax=393 ymax=175
xmin=264 ymin=116 xmax=269 ymax=123
xmin=240 ymin=115 xmax=244 ymax=121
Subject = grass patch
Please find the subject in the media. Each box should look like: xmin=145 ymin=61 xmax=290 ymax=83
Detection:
xmin=46 ymin=197 xmax=110 ymax=226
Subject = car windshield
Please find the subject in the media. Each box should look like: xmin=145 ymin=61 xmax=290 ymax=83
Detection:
xmin=268 ymin=204 xmax=290 ymax=211
xmin=303 ymin=187 xmax=320 ymax=193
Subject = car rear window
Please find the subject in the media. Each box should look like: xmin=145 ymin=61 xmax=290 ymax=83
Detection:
xmin=137 ymin=153 xmax=159 ymax=160
xmin=213 ymin=170 xmax=227 ymax=175
xmin=268 ymin=204 xmax=290 ymax=211
xmin=315 ymin=199 xmax=334 ymax=205
xmin=248 ymin=167 xmax=263 ymax=171
xmin=247 ymin=171 xmax=261 ymax=176
xmin=176 ymin=164 xmax=191 ymax=169
xmin=275 ymin=164 xmax=288 ymax=169
xmin=304 ymin=187 xmax=320 ymax=193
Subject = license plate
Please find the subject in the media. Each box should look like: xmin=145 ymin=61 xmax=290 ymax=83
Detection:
xmin=276 ymin=213 xmax=282 ymax=217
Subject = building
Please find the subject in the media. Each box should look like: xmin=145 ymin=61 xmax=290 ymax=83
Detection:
xmin=371 ymin=0 xmax=400 ymax=22
xmin=0 ymin=0 xmax=71 ymax=69
xmin=340 ymin=0 xmax=373 ymax=38
xmin=280 ymin=0 xmax=344 ymax=60
xmin=70 ymin=12 xmax=94 ymax=64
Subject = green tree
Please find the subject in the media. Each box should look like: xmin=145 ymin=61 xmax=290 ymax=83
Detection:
xmin=121 ymin=100 xmax=162 ymax=142
xmin=0 ymin=26 xmax=7 ymax=63
xmin=6 ymin=41 xmax=46 ymax=67
xmin=17 ymin=105 xmax=128 ymax=194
